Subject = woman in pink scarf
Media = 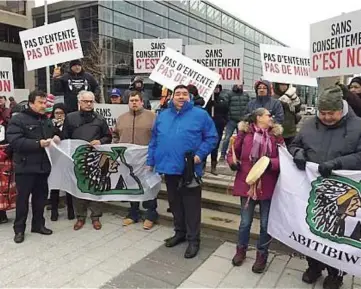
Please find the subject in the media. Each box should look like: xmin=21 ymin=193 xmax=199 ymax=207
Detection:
xmin=227 ymin=108 xmax=284 ymax=273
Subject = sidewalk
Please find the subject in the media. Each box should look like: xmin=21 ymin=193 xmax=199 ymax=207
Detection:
xmin=0 ymin=210 xmax=359 ymax=288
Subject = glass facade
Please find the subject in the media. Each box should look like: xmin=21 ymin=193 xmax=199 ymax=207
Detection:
xmin=0 ymin=0 xmax=26 ymax=15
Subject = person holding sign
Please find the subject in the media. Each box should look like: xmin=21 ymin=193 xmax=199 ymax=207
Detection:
xmin=123 ymin=76 xmax=151 ymax=110
xmin=338 ymin=77 xmax=361 ymax=117
xmin=273 ymin=83 xmax=301 ymax=146
xmin=53 ymin=59 xmax=100 ymax=113
xmin=147 ymin=85 xmax=217 ymax=259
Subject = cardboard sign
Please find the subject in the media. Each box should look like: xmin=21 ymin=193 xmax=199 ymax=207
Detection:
xmin=149 ymin=47 xmax=221 ymax=105
xmin=19 ymin=18 xmax=83 ymax=71
xmin=133 ymin=39 xmax=183 ymax=74
xmin=94 ymin=103 xmax=128 ymax=130
xmin=310 ymin=9 xmax=361 ymax=77
xmin=260 ymin=44 xmax=317 ymax=87
xmin=185 ymin=44 xmax=244 ymax=85
xmin=0 ymin=58 xmax=14 ymax=97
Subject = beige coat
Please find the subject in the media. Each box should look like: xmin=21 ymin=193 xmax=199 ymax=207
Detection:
xmin=113 ymin=108 xmax=156 ymax=145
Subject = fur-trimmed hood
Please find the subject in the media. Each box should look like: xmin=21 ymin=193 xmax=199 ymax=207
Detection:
xmin=238 ymin=121 xmax=283 ymax=136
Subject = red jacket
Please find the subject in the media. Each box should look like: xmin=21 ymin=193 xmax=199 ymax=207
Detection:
xmin=227 ymin=121 xmax=284 ymax=200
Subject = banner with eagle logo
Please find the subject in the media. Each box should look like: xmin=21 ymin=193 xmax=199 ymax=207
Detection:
xmin=46 ymin=140 xmax=161 ymax=202
xmin=269 ymin=146 xmax=361 ymax=277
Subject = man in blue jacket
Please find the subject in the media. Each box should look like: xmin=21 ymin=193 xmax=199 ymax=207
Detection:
xmin=147 ymin=84 xmax=217 ymax=259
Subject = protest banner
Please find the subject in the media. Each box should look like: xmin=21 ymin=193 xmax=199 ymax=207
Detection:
xmin=19 ymin=18 xmax=83 ymax=71
xmin=310 ymin=9 xmax=361 ymax=77
xmin=46 ymin=140 xmax=161 ymax=202
xmin=94 ymin=103 xmax=128 ymax=130
xmin=133 ymin=39 xmax=182 ymax=74
xmin=149 ymin=47 xmax=221 ymax=105
xmin=185 ymin=44 xmax=244 ymax=85
xmin=0 ymin=58 xmax=14 ymax=97
xmin=260 ymin=44 xmax=317 ymax=87
xmin=269 ymin=146 xmax=361 ymax=277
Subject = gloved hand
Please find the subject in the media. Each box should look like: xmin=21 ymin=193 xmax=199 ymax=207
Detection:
xmin=293 ymin=150 xmax=306 ymax=170
xmin=229 ymin=162 xmax=241 ymax=171
xmin=318 ymin=160 xmax=342 ymax=178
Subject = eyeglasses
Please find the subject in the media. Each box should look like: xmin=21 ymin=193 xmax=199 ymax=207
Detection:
xmin=80 ymin=100 xmax=94 ymax=104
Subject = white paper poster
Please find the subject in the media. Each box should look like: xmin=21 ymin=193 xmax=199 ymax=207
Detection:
xmin=0 ymin=57 xmax=14 ymax=97
xmin=94 ymin=103 xmax=128 ymax=129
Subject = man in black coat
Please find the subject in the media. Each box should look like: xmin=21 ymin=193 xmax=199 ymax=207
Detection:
xmin=62 ymin=90 xmax=112 ymax=231
xmin=53 ymin=59 xmax=101 ymax=112
xmin=6 ymin=90 xmax=60 ymax=244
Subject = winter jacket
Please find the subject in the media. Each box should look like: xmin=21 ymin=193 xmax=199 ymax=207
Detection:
xmin=205 ymin=94 xmax=229 ymax=124
xmin=225 ymin=87 xmax=250 ymax=122
xmin=62 ymin=110 xmax=111 ymax=144
xmin=289 ymin=101 xmax=361 ymax=169
xmin=6 ymin=108 xmax=56 ymax=174
xmin=147 ymin=100 xmax=218 ymax=176
xmin=192 ymin=95 xmax=205 ymax=107
xmin=113 ymin=108 xmax=156 ymax=145
xmin=227 ymin=122 xmax=284 ymax=200
xmin=273 ymin=84 xmax=301 ymax=138
xmin=53 ymin=69 xmax=100 ymax=113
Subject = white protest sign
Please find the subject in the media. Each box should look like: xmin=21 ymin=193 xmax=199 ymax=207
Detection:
xmin=185 ymin=44 xmax=244 ymax=85
xmin=310 ymin=9 xmax=361 ymax=77
xmin=133 ymin=39 xmax=183 ymax=74
xmin=149 ymin=47 xmax=221 ymax=105
xmin=19 ymin=18 xmax=83 ymax=71
xmin=260 ymin=44 xmax=317 ymax=87
xmin=0 ymin=58 xmax=14 ymax=97
xmin=94 ymin=103 xmax=128 ymax=130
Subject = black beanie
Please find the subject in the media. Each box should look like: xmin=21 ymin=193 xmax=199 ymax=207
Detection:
xmin=350 ymin=77 xmax=361 ymax=87
xmin=70 ymin=59 xmax=82 ymax=68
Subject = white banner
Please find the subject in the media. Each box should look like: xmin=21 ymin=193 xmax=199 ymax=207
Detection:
xmin=260 ymin=44 xmax=317 ymax=87
xmin=133 ymin=39 xmax=182 ymax=74
xmin=0 ymin=58 xmax=14 ymax=97
xmin=150 ymin=47 xmax=221 ymax=105
xmin=46 ymin=140 xmax=161 ymax=202
xmin=94 ymin=103 xmax=128 ymax=130
xmin=185 ymin=44 xmax=244 ymax=85
xmin=310 ymin=9 xmax=361 ymax=77
xmin=269 ymin=147 xmax=361 ymax=277
xmin=19 ymin=18 xmax=83 ymax=71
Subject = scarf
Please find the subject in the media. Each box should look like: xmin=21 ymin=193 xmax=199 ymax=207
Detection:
xmin=249 ymin=124 xmax=272 ymax=163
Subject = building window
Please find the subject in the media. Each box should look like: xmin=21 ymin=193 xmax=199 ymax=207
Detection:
xmin=143 ymin=0 xmax=168 ymax=17
xmin=244 ymin=56 xmax=253 ymax=66
xmin=168 ymin=31 xmax=188 ymax=45
xmin=190 ymin=0 xmax=206 ymax=19
xmin=222 ymin=14 xmax=234 ymax=32
xmin=79 ymin=7 xmax=91 ymax=19
xmin=99 ymin=21 xmax=113 ymax=37
xmin=189 ymin=17 xmax=206 ymax=31
xmin=0 ymin=23 xmax=23 ymax=44
xmin=235 ymin=21 xmax=245 ymax=36
xmin=206 ymin=34 xmax=220 ymax=44
xmin=244 ymin=49 xmax=254 ymax=58
xmin=245 ymin=26 xmax=254 ymax=41
xmin=169 ymin=19 xmax=188 ymax=35
xmin=234 ymin=37 xmax=244 ymax=45
xmin=0 ymin=0 xmax=26 ymax=15
xmin=169 ymin=0 xmax=189 ymax=11
xmin=244 ymin=41 xmax=255 ymax=51
xmin=143 ymin=10 xmax=168 ymax=28
xmin=144 ymin=22 xmax=168 ymax=38
xmin=189 ymin=27 xmax=206 ymax=42
xmin=114 ymin=12 xmax=143 ymax=32
xmin=99 ymin=7 xmax=113 ymax=22
xmin=254 ymin=67 xmax=262 ymax=75
xmin=221 ymin=31 xmax=233 ymax=43
xmin=244 ymin=64 xmax=253 ymax=73
xmin=114 ymin=26 xmax=143 ymax=41
xmin=206 ymin=25 xmax=220 ymax=38
xmin=189 ymin=38 xmax=203 ymax=45
xmin=113 ymin=0 xmax=142 ymax=18
xmin=169 ymin=9 xmax=188 ymax=25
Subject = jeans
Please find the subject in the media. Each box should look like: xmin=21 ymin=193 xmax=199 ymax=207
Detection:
xmin=238 ymin=197 xmax=272 ymax=257
xmin=221 ymin=120 xmax=238 ymax=157
xmin=127 ymin=199 xmax=158 ymax=222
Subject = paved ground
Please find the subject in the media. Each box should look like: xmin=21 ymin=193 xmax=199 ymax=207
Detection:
xmin=1 ymin=209 xmax=360 ymax=288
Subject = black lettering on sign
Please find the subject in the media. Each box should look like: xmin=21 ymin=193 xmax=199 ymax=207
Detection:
xmin=105 ymin=118 xmax=116 ymax=127
xmin=331 ymin=20 xmax=352 ymax=36
xmin=205 ymin=49 xmax=223 ymax=58
xmin=96 ymin=108 xmax=112 ymax=117
xmin=151 ymin=42 xmax=165 ymax=50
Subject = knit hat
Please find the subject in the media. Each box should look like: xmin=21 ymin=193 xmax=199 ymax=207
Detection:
xmin=349 ymin=76 xmax=361 ymax=87
xmin=69 ymin=59 xmax=82 ymax=68
xmin=317 ymin=86 xmax=344 ymax=111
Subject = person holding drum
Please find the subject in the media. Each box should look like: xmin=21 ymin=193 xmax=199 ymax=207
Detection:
xmin=227 ymin=108 xmax=284 ymax=273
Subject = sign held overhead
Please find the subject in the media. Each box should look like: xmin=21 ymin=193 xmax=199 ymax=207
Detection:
xmin=185 ymin=44 xmax=244 ymax=85
xmin=149 ymin=47 xmax=221 ymax=105
xmin=133 ymin=39 xmax=182 ymax=74
xmin=260 ymin=44 xmax=317 ymax=87
xmin=310 ymin=9 xmax=361 ymax=77
xmin=0 ymin=58 xmax=14 ymax=97
xmin=19 ymin=18 xmax=83 ymax=71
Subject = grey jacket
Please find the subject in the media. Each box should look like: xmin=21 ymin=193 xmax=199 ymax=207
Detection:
xmin=289 ymin=102 xmax=361 ymax=169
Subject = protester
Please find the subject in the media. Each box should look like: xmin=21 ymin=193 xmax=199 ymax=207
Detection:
xmin=338 ymin=76 xmax=361 ymax=117
xmin=187 ymin=84 xmax=205 ymax=107
xmin=0 ymin=95 xmax=11 ymax=224
xmin=247 ymin=80 xmax=284 ymax=124
xmin=62 ymin=90 xmax=112 ymax=231
xmin=8 ymin=97 xmax=17 ymax=110
xmin=273 ymin=83 xmax=301 ymax=146
xmin=205 ymin=84 xmax=228 ymax=174
xmin=227 ymin=108 xmax=283 ymax=273
xmin=147 ymin=84 xmax=217 ymax=258
xmin=6 ymin=90 xmax=60 ymax=243
xmin=289 ymin=86 xmax=361 ymax=289
xmin=123 ymin=76 xmax=151 ymax=109
xmin=53 ymin=59 xmax=101 ymax=112
xmin=48 ymin=103 xmax=75 ymax=222
xmin=159 ymin=89 xmax=172 ymax=111
xmin=113 ymin=91 xmax=157 ymax=230
xmin=219 ymin=83 xmax=250 ymax=161
xmin=109 ymin=88 xmax=123 ymax=104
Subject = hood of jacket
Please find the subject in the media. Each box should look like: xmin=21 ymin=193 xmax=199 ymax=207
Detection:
xmin=254 ymin=80 xmax=272 ymax=102
xmin=168 ymin=99 xmax=194 ymax=114
xmin=238 ymin=121 xmax=283 ymax=137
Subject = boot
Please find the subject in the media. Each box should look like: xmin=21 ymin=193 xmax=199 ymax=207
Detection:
xmin=51 ymin=210 xmax=58 ymax=221
xmin=211 ymin=160 xmax=218 ymax=175
xmin=323 ymin=275 xmax=343 ymax=289
xmin=50 ymin=190 xmax=59 ymax=221
xmin=252 ymin=251 xmax=267 ymax=273
xmin=302 ymin=267 xmax=322 ymax=284
xmin=232 ymin=246 xmax=247 ymax=266
xmin=66 ymin=193 xmax=75 ymax=220
xmin=0 ymin=210 xmax=8 ymax=224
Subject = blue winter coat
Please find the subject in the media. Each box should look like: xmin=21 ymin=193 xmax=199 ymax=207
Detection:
xmin=147 ymin=100 xmax=218 ymax=176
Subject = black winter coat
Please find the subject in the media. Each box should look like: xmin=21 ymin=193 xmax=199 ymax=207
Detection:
xmin=6 ymin=109 xmax=56 ymax=174
xmin=226 ymin=90 xmax=250 ymax=122
xmin=53 ymin=70 xmax=100 ymax=113
xmin=62 ymin=110 xmax=112 ymax=144
xmin=205 ymin=94 xmax=228 ymax=124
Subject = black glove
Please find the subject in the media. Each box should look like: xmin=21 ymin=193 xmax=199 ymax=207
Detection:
xmin=293 ymin=150 xmax=306 ymax=170
xmin=229 ymin=162 xmax=241 ymax=171
xmin=318 ymin=160 xmax=342 ymax=178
